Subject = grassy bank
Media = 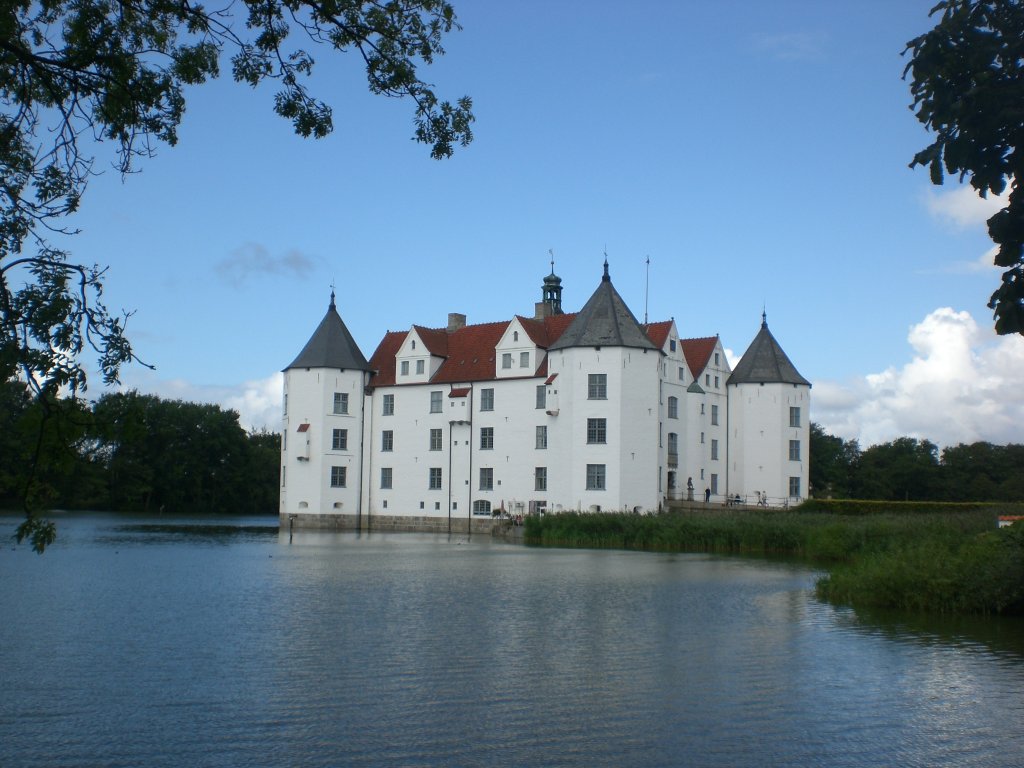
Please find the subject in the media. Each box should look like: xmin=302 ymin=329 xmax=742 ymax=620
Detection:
xmin=523 ymin=508 xmax=1024 ymax=615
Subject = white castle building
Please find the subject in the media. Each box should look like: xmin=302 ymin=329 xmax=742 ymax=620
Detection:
xmin=280 ymin=263 xmax=810 ymax=532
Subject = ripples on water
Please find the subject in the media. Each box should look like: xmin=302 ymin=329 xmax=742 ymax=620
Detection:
xmin=2 ymin=514 xmax=1023 ymax=767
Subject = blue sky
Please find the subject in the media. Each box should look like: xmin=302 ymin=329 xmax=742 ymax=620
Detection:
xmin=51 ymin=0 xmax=1024 ymax=447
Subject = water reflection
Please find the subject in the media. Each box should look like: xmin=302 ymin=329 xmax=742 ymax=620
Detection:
xmin=2 ymin=515 xmax=1023 ymax=768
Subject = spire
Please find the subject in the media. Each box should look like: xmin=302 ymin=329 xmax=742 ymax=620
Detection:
xmin=728 ymin=313 xmax=809 ymax=387
xmin=602 ymin=255 xmax=610 ymax=282
xmin=549 ymin=263 xmax=656 ymax=351
xmin=285 ymin=289 xmax=371 ymax=372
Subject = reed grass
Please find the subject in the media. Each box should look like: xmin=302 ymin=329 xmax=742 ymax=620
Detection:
xmin=523 ymin=509 xmax=1024 ymax=615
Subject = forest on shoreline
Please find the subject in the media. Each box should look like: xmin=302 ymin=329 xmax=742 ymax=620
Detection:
xmin=1 ymin=380 xmax=279 ymax=516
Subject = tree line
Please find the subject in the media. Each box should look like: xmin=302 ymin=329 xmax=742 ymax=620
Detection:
xmin=1 ymin=380 xmax=280 ymax=517
xmin=810 ymin=424 xmax=1024 ymax=502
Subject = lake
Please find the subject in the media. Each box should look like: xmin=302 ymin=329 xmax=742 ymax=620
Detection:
xmin=2 ymin=513 xmax=1023 ymax=767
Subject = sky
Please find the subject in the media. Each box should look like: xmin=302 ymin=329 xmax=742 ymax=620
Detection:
xmin=45 ymin=0 xmax=1024 ymax=449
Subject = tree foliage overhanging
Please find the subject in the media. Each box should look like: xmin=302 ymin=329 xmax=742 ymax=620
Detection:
xmin=905 ymin=0 xmax=1024 ymax=334
xmin=1 ymin=0 xmax=473 ymax=398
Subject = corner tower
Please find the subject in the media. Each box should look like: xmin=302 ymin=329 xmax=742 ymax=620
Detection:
xmin=726 ymin=312 xmax=811 ymax=505
xmin=281 ymin=290 xmax=373 ymax=529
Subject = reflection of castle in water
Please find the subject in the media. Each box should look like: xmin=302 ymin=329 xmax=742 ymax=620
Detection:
xmin=280 ymin=263 xmax=809 ymax=531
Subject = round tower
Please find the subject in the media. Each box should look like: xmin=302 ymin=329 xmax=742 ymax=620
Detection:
xmin=281 ymin=291 xmax=373 ymax=529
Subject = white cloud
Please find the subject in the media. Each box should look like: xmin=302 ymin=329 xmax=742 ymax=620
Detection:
xmin=115 ymin=371 xmax=283 ymax=432
xmin=924 ymin=184 xmax=1007 ymax=230
xmin=814 ymin=308 xmax=1024 ymax=448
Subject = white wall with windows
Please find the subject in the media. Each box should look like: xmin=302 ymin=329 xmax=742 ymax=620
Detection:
xmin=727 ymin=381 xmax=810 ymax=504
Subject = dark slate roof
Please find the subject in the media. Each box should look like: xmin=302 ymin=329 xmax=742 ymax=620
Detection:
xmin=727 ymin=314 xmax=810 ymax=386
xmin=285 ymin=293 xmax=372 ymax=372
xmin=548 ymin=263 xmax=657 ymax=352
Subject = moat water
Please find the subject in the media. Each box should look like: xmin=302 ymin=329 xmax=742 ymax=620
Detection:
xmin=2 ymin=513 xmax=1023 ymax=767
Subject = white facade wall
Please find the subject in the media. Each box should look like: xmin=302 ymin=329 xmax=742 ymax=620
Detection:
xmin=545 ymin=346 xmax=662 ymax=512
xmin=280 ymin=367 xmax=369 ymax=517
xmin=727 ymin=382 xmax=810 ymax=504
xmin=360 ymin=374 xmax=564 ymax=522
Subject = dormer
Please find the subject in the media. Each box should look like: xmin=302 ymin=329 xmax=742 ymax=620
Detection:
xmin=395 ymin=326 xmax=446 ymax=384
xmin=495 ymin=318 xmax=540 ymax=379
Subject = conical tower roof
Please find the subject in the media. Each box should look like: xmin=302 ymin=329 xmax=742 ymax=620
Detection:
xmin=549 ymin=261 xmax=657 ymax=351
xmin=284 ymin=291 xmax=371 ymax=371
xmin=728 ymin=312 xmax=809 ymax=386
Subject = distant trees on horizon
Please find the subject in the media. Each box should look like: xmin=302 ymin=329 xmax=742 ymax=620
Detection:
xmin=810 ymin=424 xmax=1024 ymax=502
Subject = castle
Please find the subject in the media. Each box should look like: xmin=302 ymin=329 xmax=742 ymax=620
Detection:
xmin=280 ymin=263 xmax=810 ymax=532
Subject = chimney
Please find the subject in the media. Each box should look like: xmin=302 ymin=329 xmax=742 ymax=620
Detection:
xmin=447 ymin=312 xmax=466 ymax=332
xmin=535 ymin=302 xmax=552 ymax=320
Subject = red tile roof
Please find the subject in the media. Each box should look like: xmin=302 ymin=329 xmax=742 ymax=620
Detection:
xmin=449 ymin=387 xmax=470 ymax=397
xmin=643 ymin=321 xmax=673 ymax=349
xmin=367 ymin=330 xmax=405 ymax=386
xmin=413 ymin=325 xmax=449 ymax=356
xmin=681 ymin=337 xmax=718 ymax=377
xmin=368 ymin=313 xmax=677 ymax=388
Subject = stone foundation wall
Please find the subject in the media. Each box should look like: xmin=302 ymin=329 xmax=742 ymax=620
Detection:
xmin=280 ymin=512 xmax=496 ymax=535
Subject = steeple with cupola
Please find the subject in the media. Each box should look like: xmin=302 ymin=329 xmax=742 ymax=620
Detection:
xmin=541 ymin=254 xmax=564 ymax=315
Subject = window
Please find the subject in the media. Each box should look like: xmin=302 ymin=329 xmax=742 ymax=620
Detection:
xmin=429 ymin=467 xmax=443 ymax=490
xmin=473 ymin=500 xmax=491 ymax=515
xmin=332 ymin=428 xmax=348 ymax=451
xmin=479 ymin=467 xmax=493 ymax=490
xmin=416 ymin=359 xmax=424 ymax=375
xmin=283 ymin=393 xmax=288 ymax=415
xmin=380 ymin=467 xmax=392 ymax=489
xmin=480 ymin=427 xmax=494 ymax=450
xmin=701 ymin=403 xmax=705 ymax=415
xmin=670 ymin=339 xmax=676 ymax=352
xmin=330 ymin=466 xmax=346 ymax=488
xmin=790 ymin=407 xmax=801 ymax=427
xmin=333 ymin=392 xmax=348 ymax=415
xmin=513 ymin=331 xmax=519 ymax=341
xmin=789 ymin=440 xmax=801 ymax=461
xmin=714 ymin=376 xmax=719 ymax=388
xmin=678 ymin=367 xmax=685 ymax=381
xmin=667 ymin=432 xmax=678 ymax=456
xmin=715 ymin=352 xmax=720 ymax=365
xmin=588 ymin=373 xmax=607 ymax=399
xmin=586 ymin=464 xmax=606 ymax=490
xmin=535 ymin=467 xmax=547 ymax=491
xmin=789 ymin=477 xmax=801 ymax=497
xmin=430 ymin=390 xmax=442 ymax=413
xmin=711 ymin=439 xmax=719 ymax=461
xmin=705 ymin=374 xmax=710 ymax=386
xmin=502 ymin=353 xmax=512 ymax=369
xmin=381 ymin=430 xmax=393 ymax=451
xmin=587 ymin=418 xmax=607 ymax=444
xmin=430 ymin=428 xmax=443 ymax=451
xmin=480 ymin=388 xmax=494 ymax=411
xmin=667 ymin=396 xmax=678 ymax=419
xmin=536 ymin=425 xmax=547 ymax=449
xmin=700 ymin=431 xmax=705 ymax=444
xmin=536 ymin=385 xmax=546 ymax=409
xmin=520 ymin=351 xmax=530 ymax=368
xmin=711 ymin=404 xmax=719 ymax=426
xmin=382 ymin=394 xmax=394 ymax=415
xmin=710 ymin=474 xmax=718 ymax=495
xmin=400 ymin=360 xmax=409 ymax=376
